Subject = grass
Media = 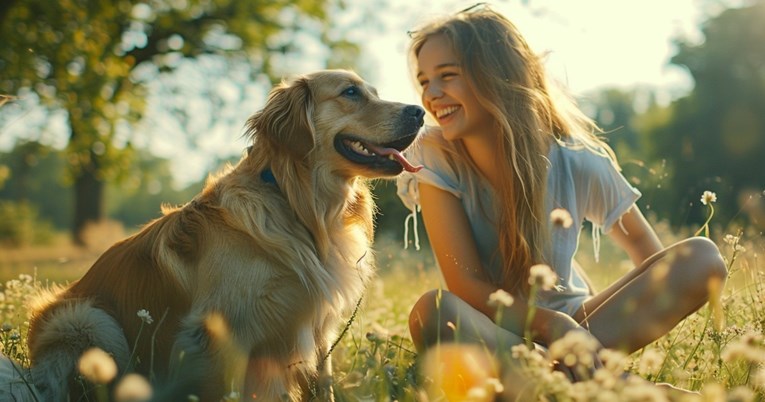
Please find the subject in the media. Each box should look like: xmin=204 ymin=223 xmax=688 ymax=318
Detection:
xmin=1 ymin=216 xmax=764 ymax=401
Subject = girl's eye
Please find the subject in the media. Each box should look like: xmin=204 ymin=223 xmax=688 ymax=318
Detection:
xmin=418 ymin=80 xmax=429 ymax=88
xmin=442 ymin=72 xmax=457 ymax=79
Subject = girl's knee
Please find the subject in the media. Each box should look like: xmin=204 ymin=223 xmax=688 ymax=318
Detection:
xmin=408 ymin=289 xmax=458 ymax=350
xmin=664 ymin=237 xmax=727 ymax=296
xmin=409 ymin=290 xmax=442 ymax=349
xmin=684 ymin=236 xmax=727 ymax=280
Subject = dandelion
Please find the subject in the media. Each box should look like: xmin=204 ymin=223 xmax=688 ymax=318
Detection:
xmin=752 ymin=366 xmax=765 ymax=390
xmin=621 ymin=380 xmax=670 ymax=402
xmin=636 ymin=348 xmax=664 ymax=377
xmin=701 ymin=382 xmax=726 ymax=400
xmin=114 ymin=373 xmax=153 ymax=401
xmin=597 ymin=348 xmax=629 ymax=374
xmin=548 ymin=330 xmax=600 ymax=369
xmin=700 ymin=190 xmax=717 ymax=205
xmin=137 ymin=309 xmax=153 ymax=324
xmin=695 ymin=190 xmax=717 ymax=237
xmin=721 ymin=332 xmax=765 ymax=364
xmin=529 ymin=264 xmax=557 ymax=291
xmin=550 ymin=208 xmax=573 ymax=229
xmin=78 ymin=347 xmax=118 ymax=384
xmin=487 ymin=289 xmax=514 ymax=308
xmin=727 ymin=386 xmax=755 ymax=402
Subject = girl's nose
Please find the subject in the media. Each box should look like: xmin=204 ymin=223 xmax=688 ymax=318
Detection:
xmin=423 ymin=82 xmax=443 ymax=101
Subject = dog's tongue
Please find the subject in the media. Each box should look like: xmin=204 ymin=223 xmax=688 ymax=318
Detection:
xmin=365 ymin=144 xmax=423 ymax=173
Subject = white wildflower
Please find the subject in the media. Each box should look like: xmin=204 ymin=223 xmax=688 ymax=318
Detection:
xmin=485 ymin=378 xmax=504 ymax=394
xmin=721 ymin=331 xmax=765 ymax=364
xmin=724 ymin=234 xmax=739 ymax=245
xmin=466 ymin=386 xmax=487 ymax=399
xmin=548 ymin=330 xmax=600 ymax=368
xmin=727 ymin=386 xmax=755 ymax=402
xmin=487 ymin=289 xmax=514 ymax=308
xmin=752 ymin=366 xmax=765 ymax=390
xmin=636 ymin=348 xmax=664 ymax=377
xmin=700 ymin=190 xmax=717 ymax=205
xmin=529 ymin=264 xmax=558 ymax=290
xmin=78 ymin=347 xmax=118 ymax=384
xmin=137 ymin=309 xmax=153 ymax=324
xmin=550 ymin=208 xmax=573 ymax=229
xmin=115 ymin=373 xmax=153 ymax=401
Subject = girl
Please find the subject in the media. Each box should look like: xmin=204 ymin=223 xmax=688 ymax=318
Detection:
xmin=397 ymin=3 xmax=727 ymax=380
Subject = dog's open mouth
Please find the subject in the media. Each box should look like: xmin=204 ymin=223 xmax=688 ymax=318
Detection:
xmin=335 ymin=134 xmax=422 ymax=174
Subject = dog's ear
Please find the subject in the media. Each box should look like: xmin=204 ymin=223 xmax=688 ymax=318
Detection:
xmin=246 ymin=78 xmax=315 ymax=158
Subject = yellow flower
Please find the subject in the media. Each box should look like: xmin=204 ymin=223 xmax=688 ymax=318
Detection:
xmin=420 ymin=343 xmax=500 ymax=402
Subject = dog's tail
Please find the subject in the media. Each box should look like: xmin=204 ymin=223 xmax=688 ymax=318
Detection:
xmin=26 ymin=300 xmax=131 ymax=401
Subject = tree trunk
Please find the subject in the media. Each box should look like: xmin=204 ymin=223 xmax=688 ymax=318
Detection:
xmin=72 ymin=153 xmax=104 ymax=246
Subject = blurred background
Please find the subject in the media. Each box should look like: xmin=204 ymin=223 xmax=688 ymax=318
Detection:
xmin=0 ymin=0 xmax=763 ymax=253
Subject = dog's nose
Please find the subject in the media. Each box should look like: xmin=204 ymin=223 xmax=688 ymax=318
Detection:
xmin=404 ymin=105 xmax=425 ymax=125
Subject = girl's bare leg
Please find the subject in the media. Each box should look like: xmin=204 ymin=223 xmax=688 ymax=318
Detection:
xmin=574 ymin=236 xmax=727 ymax=353
xmin=409 ymin=289 xmax=524 ymax=352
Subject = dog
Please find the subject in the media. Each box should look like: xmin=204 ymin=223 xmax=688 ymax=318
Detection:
xmin=21 ymin=70 xmax=424 ymax=401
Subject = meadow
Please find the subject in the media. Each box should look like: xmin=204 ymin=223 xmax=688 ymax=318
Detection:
xmin=1 ymin=207 xmax=764 ymax=401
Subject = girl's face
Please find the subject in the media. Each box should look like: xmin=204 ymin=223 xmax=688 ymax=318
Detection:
xmin=416 ymin=34 xmax=495 ymax=141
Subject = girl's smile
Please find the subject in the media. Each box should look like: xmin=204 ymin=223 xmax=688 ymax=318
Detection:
xmin=416 ymin=34 xmax=494 ymax=141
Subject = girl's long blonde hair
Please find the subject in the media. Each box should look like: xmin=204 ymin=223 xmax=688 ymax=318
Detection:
xmin=409 ymin=5 xmax=616 ymax=295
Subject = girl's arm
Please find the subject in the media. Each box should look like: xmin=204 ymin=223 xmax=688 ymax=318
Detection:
xmin=608 ymin=205 xmax=663 ymax=267
xmin=586 ymin=205 xmax=665 ymax=300
xmin=419 ymin=183 xmax=580 ymax=346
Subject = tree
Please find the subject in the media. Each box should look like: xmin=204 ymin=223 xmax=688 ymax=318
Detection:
xmin=0 ymin=0 xmax=361 ymax=244
xmin=645 ymin=1 xmax=765 ymax=227
xmin=0 ymin=140 xmax=72 ymax=229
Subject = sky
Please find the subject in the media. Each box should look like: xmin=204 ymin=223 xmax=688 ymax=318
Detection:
xmin=0 ymin=0 xmax=735 ymax=187
xmin=365 ymin=0 xmax=710 ymax=106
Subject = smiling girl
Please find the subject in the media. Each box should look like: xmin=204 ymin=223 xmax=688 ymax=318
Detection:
xmin=397 ymin=3 xmax=727 ymax=384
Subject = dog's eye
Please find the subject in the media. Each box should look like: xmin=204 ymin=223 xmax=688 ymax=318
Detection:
xmin=341 ymin=86 xmax=361 ymax=98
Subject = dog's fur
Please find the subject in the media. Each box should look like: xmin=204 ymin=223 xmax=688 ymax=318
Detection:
xmin=23 ymin=70 xmax=423 ymax=401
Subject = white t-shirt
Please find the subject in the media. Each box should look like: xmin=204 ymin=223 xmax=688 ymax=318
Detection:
xmin=396 ymin=129 xmax=641 ymax=316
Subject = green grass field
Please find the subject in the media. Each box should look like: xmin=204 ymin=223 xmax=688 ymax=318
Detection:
xmin=1 ymin=218 xmax=763 ymax=401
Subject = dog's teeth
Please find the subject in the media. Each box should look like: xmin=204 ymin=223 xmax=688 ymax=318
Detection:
xmin=350 ymin=141 xmax=373 ymax=156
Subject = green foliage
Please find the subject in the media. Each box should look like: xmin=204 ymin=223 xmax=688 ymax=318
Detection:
xmin=0 ymin=140 xmax=73 ymax=229
xmin=1 ymin=230 xmax=764 ymax=400
xmin=0 ymin=0 xmax=363 ymax=239
xmin=105 ymin=149 xmax=208 ymax=228
xmin=644 ymin=2 xmax=765 ymax=227
xmin=0 ymin=201 xmax=55 ymax=247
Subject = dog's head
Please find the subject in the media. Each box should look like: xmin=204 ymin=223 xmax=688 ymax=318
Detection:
xmin=246 ymin=70 xmax=424 ymax=178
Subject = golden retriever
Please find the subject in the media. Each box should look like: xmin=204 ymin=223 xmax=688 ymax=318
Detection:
xmin=22 ymin=70 xmax=424 ymax=401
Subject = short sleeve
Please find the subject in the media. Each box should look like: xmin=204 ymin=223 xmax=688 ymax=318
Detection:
xmin=578 ymin=151 xmax=641 ymax=233
xmin=396 ymin=131 xmax=462 ymax=212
